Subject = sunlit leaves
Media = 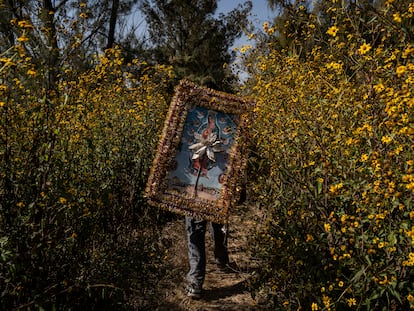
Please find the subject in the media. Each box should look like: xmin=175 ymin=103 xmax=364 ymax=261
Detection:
xmin=245 ymin=0 xmax=413 ymax=309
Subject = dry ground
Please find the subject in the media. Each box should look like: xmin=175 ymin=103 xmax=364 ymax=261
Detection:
xmin=153 ymin=204 xmax=262 ymax=311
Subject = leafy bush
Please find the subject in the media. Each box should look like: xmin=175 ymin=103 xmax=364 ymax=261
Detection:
xmin=1 ymin=45 xmax=174 ymax=309
xmin=244 ymin=1 xmax=414 ymax=310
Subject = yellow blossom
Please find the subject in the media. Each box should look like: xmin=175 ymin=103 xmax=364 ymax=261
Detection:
xmin=17 ymin=20 xmax=34 ymax=30
xmin=329 ymin=182 xmax=344 ymax=194
xmin=373 ymin=83 xmax=385 ymax=93
xmin=381 ymin=135 xmax=392 ymax=144
xmin=27 ymin=69 xmax=37 ymax=77
xmin=322 ymin=295 xmax=330 ymax=307
xmin=326 ymin=25 xmax=339 ymax=37
xmin=324 ymin=223 xmax=331 ymax=232
xmin=396 ymin=65 xmax=407 ymax=77
xmin=358 ymin=43 xmax=371 ymax=55
xmin=393 ymin=12 xmax=402 ymax=23
xmin=326 ymin=61 xmax=342 ymax=71
xmin=311 ymin=302 xmax=319 ymax=310
xmin=240 ymin=45 xmax=252 ymax=53
xmin=17 ymin=36 xmax=29 ymax=42
xmin=306 ymin=234 xmax=314 ymax=242
xmin=348 ymin=298 xmax=357 ymax=306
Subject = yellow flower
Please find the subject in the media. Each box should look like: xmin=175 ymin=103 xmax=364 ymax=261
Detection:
xmin=360 ymin=153 xmax=369 ymax=162
xmin=322 ymin=295 xmax=331 ymax=306
xmin=0 ymin=101 xmax=5 ymax=107
xmin=408 ymin=294 xmax=414 ymax=302
xmin=326 ymin=25 xmax=339 ymax=37
xmin=0 ymin=57 xmax=15 ymax=67
xmin=338 ymin=281 xmax=344 ymax=287
xmin=373 ymin=83 xmax=385 ymax=93
xmin=311 ymin=302 xmax=319 ymax=311
xmin=326 ymin=61 xmax=342 ymax=71
xmin=381 ymin=135 xmax=392 ymax=144
xmin=306 ymin=234 xmax=314 ymax=242
xmin=396 ymin=65 xmax=407 ymax=77
xmin=358 ymin=43 xmax=371 ymax=55
xmin=240 ymin=45 xmax=252 ymax=53
xmin=27 ymin=69 xmax=37 ymax=77
xmin=329 ymin=182 xmax=344 ymax=194
xmin=324 ymin=223 xmax=331 ymax=232
xmin=266 ymin=27 xmax=275 ymax=35
xmin=393 ymin=12 xmax=402 ymax=23
xmin=59 ymin=197 xmax=67 ymax=204
xmin=17 ymin=20 xmax=34 ymax=30
xmin=17 ymin=36 xmax=29 ymax=42
xmin=348 ymin=298 xmax=357 ymax=306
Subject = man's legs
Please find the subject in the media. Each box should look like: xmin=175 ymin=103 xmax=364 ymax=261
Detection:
xmin=210 ymin=222 xmax=229 ymax=267
xmin=185 ymin=217 xmax=206 ymax=297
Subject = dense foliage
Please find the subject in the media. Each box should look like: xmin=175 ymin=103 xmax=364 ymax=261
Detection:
xmin=1 ymin=41 xmax=173 ymax=308
xmin=2 ymin=0 xmax=414 ymax=310
xmin=243 ymin=0 xmax=414 ymax=309
xmin=140 ymin=0 xmax=252 ymax=91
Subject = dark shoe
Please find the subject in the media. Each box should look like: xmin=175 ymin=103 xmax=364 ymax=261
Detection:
xmin=185 ymin=283 xmax=202 ymax=299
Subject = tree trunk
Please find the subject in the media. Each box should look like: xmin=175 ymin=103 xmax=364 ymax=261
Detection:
xmin=107 ymin=0 xmax=120 ymax=49
xmin=42 ymin=0 xmax=60 ymax=88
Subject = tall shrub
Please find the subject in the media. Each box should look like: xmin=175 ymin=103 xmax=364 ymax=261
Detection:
xmin=245 ymin=1 xmax=414 ymax=309
xmin=1 ymin=41 xmax=173 ymax=309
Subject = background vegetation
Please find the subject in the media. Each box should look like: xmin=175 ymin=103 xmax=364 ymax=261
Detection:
xmin=1 ymin=0 xmax=413 ymax=310
xmin=242 ymin=0 xmax=414 ymax=310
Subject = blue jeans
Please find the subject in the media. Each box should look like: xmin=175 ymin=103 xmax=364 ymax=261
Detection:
xmin=186 ymin=216 xmax=229 ymax=289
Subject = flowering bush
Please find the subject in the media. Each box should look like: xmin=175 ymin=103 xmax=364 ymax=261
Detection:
xmin=0 ymin=42 xmax=173 ymax=309
xmin=245 ymin=1 xmax=414 ymax=310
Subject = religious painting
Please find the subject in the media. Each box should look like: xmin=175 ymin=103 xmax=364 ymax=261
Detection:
xmin=145 ymin=80 xmax=255 ymax=224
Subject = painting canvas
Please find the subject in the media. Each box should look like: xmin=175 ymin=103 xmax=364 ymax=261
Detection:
xmin=145 ymin=80 xmax=255 ymax=224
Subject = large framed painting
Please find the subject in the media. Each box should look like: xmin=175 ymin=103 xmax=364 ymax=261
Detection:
xmin=145 ymin=80 xmax=255 ymax=224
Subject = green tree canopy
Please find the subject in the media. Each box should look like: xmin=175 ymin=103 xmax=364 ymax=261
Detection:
xmin=140 ymin=0 xmax=252 ymax=91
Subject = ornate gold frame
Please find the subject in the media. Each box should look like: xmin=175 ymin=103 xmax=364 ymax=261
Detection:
xmin=145 ymin=80 xmax=254 ymax=224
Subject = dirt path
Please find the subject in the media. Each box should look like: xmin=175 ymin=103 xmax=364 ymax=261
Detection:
xmin=155 ymin=204 xmax=261 ymax=310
